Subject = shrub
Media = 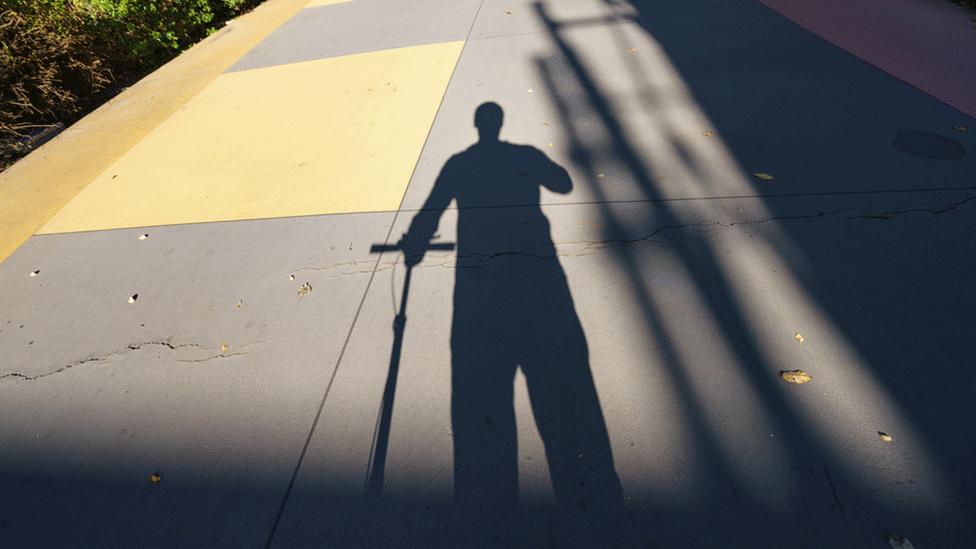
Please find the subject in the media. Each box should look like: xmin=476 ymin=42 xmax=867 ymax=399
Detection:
xmin=0 ymin=0 xmax=263 ymax=170
xmin=0 ymin=1 xmax=112 ymax=164
xmin=86 ymin=1 xmax=218 ymax=68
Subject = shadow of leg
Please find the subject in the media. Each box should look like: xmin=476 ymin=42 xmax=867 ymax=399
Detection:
xmin=451 ymin=332 xmax=519 ymax=545
xmin=521 ymin=302 xmax=626 ymax=547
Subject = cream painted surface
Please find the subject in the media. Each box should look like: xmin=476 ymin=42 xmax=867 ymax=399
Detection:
xmin=39 ymin=41 xmax=463 ymax=234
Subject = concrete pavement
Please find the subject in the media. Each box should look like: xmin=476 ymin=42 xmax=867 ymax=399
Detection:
xmin=1 ymin=0 xmax=974 ymax=547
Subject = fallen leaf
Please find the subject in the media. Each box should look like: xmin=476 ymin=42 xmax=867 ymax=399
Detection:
xmin=794 ymin=332 xmax=804 ymax=343
xmin=703 ymin=131 xmax=714 ymax=137
xmin=887 ymin=533 xmax=914 ymax=549
xmin=236 ymin=300 xmax=243 ymax=309
xmin=780 ymin=369 xmax=812 ymax=384
xmin=128 ymin=294 xmax=138 ymax=304
xmin=221 ymin=343 xmax=229 ymax=353
xmin=952 ymin=126 xmax=967 ymax=132
xmin=753 ymin=172 xmax=775 ymax=181
xmin=298 ymin=282 xmax=313 ymax=298
xmin=878 ymin=431 xmax=893 ymax=443
xmin=627 ymin=47 xmax=636 ymax=54
xmin=149 ymin=471 xmax=162 ymax=484
xmin=29 ymin=270 xmax=39 ymax=277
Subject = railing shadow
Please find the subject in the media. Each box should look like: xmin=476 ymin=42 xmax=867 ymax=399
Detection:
xmin=532 ymin=0 xmax=976 ymax=546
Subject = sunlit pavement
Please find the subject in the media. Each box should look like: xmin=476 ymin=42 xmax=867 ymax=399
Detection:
xmin=1 ymin=1 xmax=975 ymax=547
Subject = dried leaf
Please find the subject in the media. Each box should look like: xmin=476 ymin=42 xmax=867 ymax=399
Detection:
xmin=753 ymin=172 xmax=775 ymax=181
xmin=794 ymin=332 xmax=804 ymax=343
xmin=780 ymin=369 xmax=812 ymax=384
xmin=627 ymin=47 xmax=636 ymax=54
xmin=149 ymin=471 xmax=162 ymax=484
xmin=221 ymin=343 xmax=229 ymax=353
xmin=703 ymin=130 xmax=714 ymax=137
xmin=887 ymin=533 xmax=914 ymax=549
xmin=128 ymin=294 xmax=138 ymax=304
xmin=878 ymin=431 xmax=893 ymax=443
xmin=298 ymin=282 xmax=313 ymax=298
xmin=236 ymin=300 xmax=243 ymax=309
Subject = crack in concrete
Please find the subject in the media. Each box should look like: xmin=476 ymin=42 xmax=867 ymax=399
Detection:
xmin=177 ymin=351 xmax=250 ymax=363
xmin=175 ymin=340 xmax=268 ymax=363
xmin=571 ymin=195 xmax=976 ymax=253
xmin=822 ymin=465 xmax=849 ymax=526
xmin=285 ymin=259 xmax=379 ymax=277
xmin=399 ymin=195 xmax=976 ymax=270
xmin=0 ymin=339 xmax=264 ymax=382
xmin=294 ymin=267 xmax=379 ymax=280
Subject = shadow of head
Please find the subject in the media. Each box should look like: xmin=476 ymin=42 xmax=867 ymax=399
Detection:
xmin=475 ymin=101 xmax=504 ymax=143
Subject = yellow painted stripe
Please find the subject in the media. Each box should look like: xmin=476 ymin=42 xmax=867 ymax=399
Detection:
xmin=0 ymin=0 xmax=312 ymax=263
xmin=39 ymin=41 xmax=464 ymax=234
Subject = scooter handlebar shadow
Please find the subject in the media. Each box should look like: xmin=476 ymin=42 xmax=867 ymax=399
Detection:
xmin=369 ymin=241 xmax=456 ymax=253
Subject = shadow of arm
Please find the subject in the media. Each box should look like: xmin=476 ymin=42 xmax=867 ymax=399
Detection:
xmin=537 ymin=148 xmax=573 ymax=194
xmin=401 ymin=157 xmax=457 ymax=263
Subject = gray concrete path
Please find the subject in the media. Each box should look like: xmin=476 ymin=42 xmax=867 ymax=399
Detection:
xmin=1 ymin=1 xmax=974 ymax=547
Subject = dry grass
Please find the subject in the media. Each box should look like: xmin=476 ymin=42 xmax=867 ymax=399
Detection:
xmin=0 ymin=0 xmax=262 ymax=171
xmin=0 ymin=4 xmax=115 ymax=168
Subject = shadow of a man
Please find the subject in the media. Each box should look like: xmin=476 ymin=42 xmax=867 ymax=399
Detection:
xmin=402 ymin=102 xmax=624 ymax=544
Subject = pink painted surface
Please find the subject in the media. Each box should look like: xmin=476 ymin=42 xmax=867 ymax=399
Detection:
xmin=758 ymin=0 xmax=976 ymax=117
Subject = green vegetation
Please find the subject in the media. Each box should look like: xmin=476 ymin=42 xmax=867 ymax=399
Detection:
xmin=956 ymin=0 xmax=976 ymax=20
xmin=0 ymin=0 xmax=263 ymax=169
